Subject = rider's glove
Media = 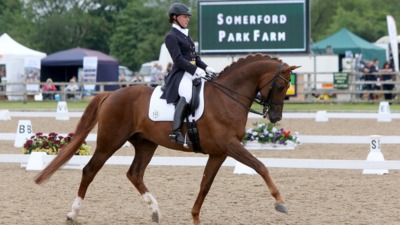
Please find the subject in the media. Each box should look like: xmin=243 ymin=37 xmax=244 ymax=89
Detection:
xmin=206 ymin=67 xmax=216 ymax=74
xmin=194 ymin=67 xmax=206 ymax=78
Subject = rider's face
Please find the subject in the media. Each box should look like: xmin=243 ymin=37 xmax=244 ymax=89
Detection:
xmin=176 ymin=14 xmax=190 ymax=28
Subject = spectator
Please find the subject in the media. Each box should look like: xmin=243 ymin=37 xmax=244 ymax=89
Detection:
xmin=132 ymin=73 xmax=143 ymax=84
xmin=42 ymin=78 xmax=57 ymax=100
xmin=380 ymin=61 xmax=395 ymax=101
xmin=165 ymin=62 xmax=173 ymax=78
xmin=363 ymin=60 xmax=378 ymax=100
xmin=372 ymin=58 xmax=381 ymax=91
xmin=149 ymin=63 xmax=162 ymax=87
xmin=65 ymin=77 xmax=80 ymax=99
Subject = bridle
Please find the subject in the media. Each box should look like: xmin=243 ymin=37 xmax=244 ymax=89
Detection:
xmin=203 ymin=62 xmax=290 ymax=118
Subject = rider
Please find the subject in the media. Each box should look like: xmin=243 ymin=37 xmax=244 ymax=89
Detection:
xmin=160 ymin=2 xmax=215 ymax=145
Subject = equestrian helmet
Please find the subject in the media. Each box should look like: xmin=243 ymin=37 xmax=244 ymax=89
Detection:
xmin=168 ymin=3 xmax=191 ymax=17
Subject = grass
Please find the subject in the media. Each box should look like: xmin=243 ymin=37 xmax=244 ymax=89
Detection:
xmin=0 ymin=100 xmax=398 ymax=112
xmin=0 ymin=101 xmax=90 ymax=111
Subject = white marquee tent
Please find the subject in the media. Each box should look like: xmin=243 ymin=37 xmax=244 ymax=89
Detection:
xmin=0 ymin=33 xmax=46 ymax=100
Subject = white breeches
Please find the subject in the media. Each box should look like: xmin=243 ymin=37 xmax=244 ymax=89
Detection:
xmin=178 ymin=71 xmax=195 ymax=102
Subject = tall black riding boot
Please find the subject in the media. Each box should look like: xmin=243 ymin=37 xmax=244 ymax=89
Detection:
xmin=170 ymin=97 xmax=192 ymax=146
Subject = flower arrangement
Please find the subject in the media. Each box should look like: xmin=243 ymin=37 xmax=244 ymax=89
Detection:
xmin=22 ymin=132 xmax=91 ymax=156
xmin=243 ymin=123 xmax=300 ymax=146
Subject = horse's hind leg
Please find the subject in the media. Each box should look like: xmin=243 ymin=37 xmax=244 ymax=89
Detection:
xmin=192 ymin=154 xmax=227 ymax=225
xmin=126 ymin=139 xmax=160 ymax=223
xmin=67 ymin=141 xmax=124 ymax=221
xmin=227 ymin=143 xmax=287 ymax=213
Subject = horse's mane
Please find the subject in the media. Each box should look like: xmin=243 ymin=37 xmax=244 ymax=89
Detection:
xmin=217 ymin=53 xmax=282 ymax=78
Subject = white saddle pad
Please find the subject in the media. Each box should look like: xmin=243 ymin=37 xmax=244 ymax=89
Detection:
xmin=148 ymin=81 xmax=205 ymax=121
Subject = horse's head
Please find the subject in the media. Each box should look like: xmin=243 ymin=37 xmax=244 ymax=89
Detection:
xmin=209 ymin=54 xmax=300 ymax=123
xmin=258 ymin=62 xmax=300 ymax=123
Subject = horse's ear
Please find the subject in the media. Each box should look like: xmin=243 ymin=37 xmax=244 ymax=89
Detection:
xmin=283 ymin=65 xmax=301 ymax=73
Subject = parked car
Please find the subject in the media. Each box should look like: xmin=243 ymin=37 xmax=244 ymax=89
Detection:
xmin=119 ymin=66 xmax=134 ymax=82
xmin=138 ymin=61 xmax=159 ymax=82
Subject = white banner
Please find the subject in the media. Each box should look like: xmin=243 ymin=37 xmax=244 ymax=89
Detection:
xmin=82 ymin=56 xmax=97 ymax=92
xmin=386 ymin=15 xmax=399 ymax=72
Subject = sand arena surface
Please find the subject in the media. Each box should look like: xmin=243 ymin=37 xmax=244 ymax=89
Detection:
xmin=0 ymin=115 xmax=400 ymax=225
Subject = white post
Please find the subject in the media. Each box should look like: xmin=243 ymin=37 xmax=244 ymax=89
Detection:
xmin=315 ymin=110 xmax=329 ymax=122
xmin=0 ymin=109 xmax=11 ymax=120
xmin=14 ymin=120 xmax=33 ymax=148
xmin=233 ymin=161 xmax=257 ymax=175
xmin=26 ymin=152 xmax=47 ymax=171
xmin=377 ymin=101 xmax=391 ymax=122
xmin=362 ymin=135 xmax=388 ymax=175
xmin=56 ymin=101 xmax=70 ymax=120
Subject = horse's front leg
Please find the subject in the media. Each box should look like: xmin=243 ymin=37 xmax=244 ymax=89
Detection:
xmin=192 ymin=154 xmax=227 ymax=225
xmin=227 ymin=141 xmax=287 ymax=213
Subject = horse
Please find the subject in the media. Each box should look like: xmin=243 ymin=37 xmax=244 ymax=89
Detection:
xmin=34 ymin=53 xmax=300 ymax=225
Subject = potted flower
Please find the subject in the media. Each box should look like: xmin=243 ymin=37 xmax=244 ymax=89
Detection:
xmin=22 ymin=132 xmax=90 ymax=156
xmin=242 ymin=123 xmax=300 ymax=150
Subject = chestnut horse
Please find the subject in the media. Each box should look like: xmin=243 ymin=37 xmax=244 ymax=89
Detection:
xmin=35 ymin=54 xmax=299 ymax=225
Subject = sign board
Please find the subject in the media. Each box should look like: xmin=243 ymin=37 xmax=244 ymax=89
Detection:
xmin=24 ymin=58 xmax=41 ymax=92
xmin=286 ymin=73 xmax=297 ymax=97
xmin=83 ymin=57 xmax=98 ymax=92
xmin=333 ymin=72 xmax=349 ymax=89
xmin=199 ymin=0 xmax=309 ymax=54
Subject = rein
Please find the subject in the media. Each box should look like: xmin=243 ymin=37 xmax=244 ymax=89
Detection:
xmin=203 ymin=62 xmax=288 ymax=117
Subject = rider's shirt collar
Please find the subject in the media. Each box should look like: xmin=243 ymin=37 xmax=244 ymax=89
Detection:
xmin=172 ymin=24 xmax=189 ymax=36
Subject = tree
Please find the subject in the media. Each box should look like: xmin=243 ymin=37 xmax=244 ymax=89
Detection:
xmin=0 ymin=0 xmax=36 ymax=48
xmin=311 ymin=0 xmax=400 ymax=42
xmin=110 ymin=1 xmax=171 ymax=71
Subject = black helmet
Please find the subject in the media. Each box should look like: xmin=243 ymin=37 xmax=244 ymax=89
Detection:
xmin=168 ymin=3 xmax=191 ymax=17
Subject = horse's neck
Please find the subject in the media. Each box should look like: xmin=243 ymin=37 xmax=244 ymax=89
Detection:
xmin=217 ymin=61 xmax=267 ymax=95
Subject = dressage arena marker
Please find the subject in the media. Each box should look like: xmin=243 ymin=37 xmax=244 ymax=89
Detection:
xmin=362 ymin=135 xmax=388 ymax=175
xmin=234 ymin=155 xmax=257 ymax=175
xmin=21 ymin=153 xmax=85 ymax=170
xmin=315 ymin=110 xmax=329 ymax=122
xmin=0 ymin=109 xmax=11 ymax=120
xmin=234 ymin=162 xmax=256 ymax=174
xmin=14 ymin=120 xmax=33 ymax=148
xmin=377 ymin=101 xmax=391 ymax=122
xmin=25 ymin=152 xmax=47 ymax=171
xmin=56 ymin=101 xmax=70 ymax=120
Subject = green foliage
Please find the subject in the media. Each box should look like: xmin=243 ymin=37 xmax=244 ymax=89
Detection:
xmin=311 ymin=0 xmax=400 ymax=42
xmin=110 ymin=1 xmax=171 ymax=71
xmin=4 ymin=0 xmax=400 ymax=72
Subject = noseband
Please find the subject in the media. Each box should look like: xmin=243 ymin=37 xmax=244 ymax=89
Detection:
xmin=204 ymin=62 xmax=290 ymax=118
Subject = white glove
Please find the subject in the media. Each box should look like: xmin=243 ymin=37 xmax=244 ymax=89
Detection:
xmin=194 ymin=67 xmax=206 ymax=78
xmin=206 ymin=67 xmax=216 ymax=73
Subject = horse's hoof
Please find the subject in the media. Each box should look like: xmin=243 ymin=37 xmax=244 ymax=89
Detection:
xmin=151 ymin=211 xmax=160 ymax=223
xmin=274 ymin=203 xmax=288 ymax=213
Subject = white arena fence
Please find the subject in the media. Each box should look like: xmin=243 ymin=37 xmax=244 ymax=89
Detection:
xmin=1 ymin=111 xmax=400 ymax=171
xmin=1 ymin=155 xmax=400 ymax=170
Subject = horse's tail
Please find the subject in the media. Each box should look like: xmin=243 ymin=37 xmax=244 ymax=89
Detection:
xmin=34 ymin=92 xmax=111 ymax=184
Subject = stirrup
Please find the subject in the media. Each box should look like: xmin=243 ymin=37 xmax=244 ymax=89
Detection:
xmin=169 ymin=132 xmax=192 ymax=148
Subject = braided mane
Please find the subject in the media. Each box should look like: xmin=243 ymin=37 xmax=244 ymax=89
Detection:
xmin=217 ymin=53 xmax=282 ymax=78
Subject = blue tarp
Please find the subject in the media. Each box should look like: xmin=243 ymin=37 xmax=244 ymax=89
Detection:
xmin=41 ymin=47 xmax=119 ymax=91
